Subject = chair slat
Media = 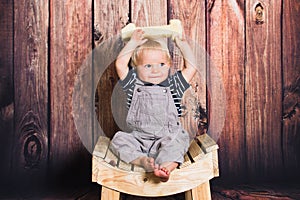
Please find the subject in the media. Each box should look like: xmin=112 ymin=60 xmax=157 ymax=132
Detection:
xmin=133 ymin=165 xmax=146 ymax=172
xmin=180 ymin=154 xmax=192 ymax=168
xmin=196 ymin=134 xmax=218 ymax=153
xmin=118 ymin=159 xmax=133 ymax=171
xmin=191 ymin=146 xmax=205 ymax=162
xmin=104 ymin=148 xmax=119 ymax=167
xmin=93 ymin=136 xmax=110 ymax=158
xmin=188 ymin=140 xmax=203 ymax=160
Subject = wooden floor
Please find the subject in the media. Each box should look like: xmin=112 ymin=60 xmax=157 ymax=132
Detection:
xmin=1 ymin=182 xmax=299 ymax=199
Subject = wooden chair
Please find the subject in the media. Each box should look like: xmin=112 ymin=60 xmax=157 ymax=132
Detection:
xmin=92 ymin=134 xmax=219 ymax=200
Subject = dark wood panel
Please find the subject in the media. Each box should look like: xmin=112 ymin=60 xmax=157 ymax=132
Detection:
xmin=94 ymin=0 xmax=129 ymax=139
xmin=49 ymin=0 xmax=92 ymax=185
xmin=282 ymin=0 xmax=300 ymax=180
xmin=211 ymin=183 xmax=300 ymax=200
xmin=0 ymin=0 xmax=13 ymax=107
xmin=13 ymin=0 xmax=49 ymax=187
xmin=0 ymin=0 xmax=14 ymax=187
xmin=207 ymin=0 xmax=246 ymax=182
xmin=245 ymin=0 xmax=283 ymax=181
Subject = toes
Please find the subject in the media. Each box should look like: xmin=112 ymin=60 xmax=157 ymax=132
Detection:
xmin=155 ymin=167 xmax=170 ymax=182
xmin=160 ymin=167 xmax=170 ymax=175
xmin=153 ymin=167 xmax=170 ymax=182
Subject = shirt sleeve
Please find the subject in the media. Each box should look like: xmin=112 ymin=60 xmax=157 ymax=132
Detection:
xmin=172 ymin=71 xmax=190 ymax=98
xmin=177 ymin=71 xmax=190 ymax=89
xmin=119 ymin=67 xmax=136 ymax=90
xmin=118 ymin=67 xmax=136 ymax=109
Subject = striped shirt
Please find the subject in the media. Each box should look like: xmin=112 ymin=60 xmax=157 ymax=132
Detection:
xmin=119 ymin=68 xmax=190 ymax=116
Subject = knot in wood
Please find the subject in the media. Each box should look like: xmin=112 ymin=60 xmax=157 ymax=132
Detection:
xmin=255 ymin=3 xmax=264 ymax=24
xmin=24 ymin=134 xmax=42 ymax=168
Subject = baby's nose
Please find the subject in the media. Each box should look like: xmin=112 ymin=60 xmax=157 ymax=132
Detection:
xmin=152 ymin=65 xmax=160 ymax=73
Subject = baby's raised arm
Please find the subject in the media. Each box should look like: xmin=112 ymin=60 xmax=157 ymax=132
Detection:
xmin=116 ymin=29 xmax=148 ymax=80
xmin=174 ymin=37 xmax=197 ymax=83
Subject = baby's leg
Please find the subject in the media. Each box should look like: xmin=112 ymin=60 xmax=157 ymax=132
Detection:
xmin=130 ymin=156 xmax=155 ymax=172
xmin=154 ymin=162 xmax=178 ymax=182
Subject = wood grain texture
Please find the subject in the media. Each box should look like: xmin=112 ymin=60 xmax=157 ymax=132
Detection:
xmin=94 ymin=0 xmax=129 ymax=41
xmin=282 ymin=0 xmax=300 ymax=180
xmin=197 ymin=134 xmax=219 ymax=153
xmin=169 ymin=0 xmax=207 ymax=137
xmin=246 ymin=0 xmax=283 ymax=181
xmin=187 ymin=140 xmax=204 ymax=162
xmin=212 ymin=184 xmax=300 ymax=200
xmin=0 ymin=0 xmax=14 ymax=186
xmin=0 ymin=0 xmax=13 ymax=107
xmin=93 ymin=153 xmax=215 ymax=197
xmin=131 ymin=0 xmax=167 ymax=26
xmin=92 ymin=135 xmax=218 ymax=197
xmin=207 ymin=0 xmax=246 ymax=182
xmin=94 ymin=0 xmax=129 ymax=139
xmin=101 ymin=186 xmax=120 ymax=200
xmin=93 ymin=134 xmax=217 ymax=172
xmin=0 ymin=0 xmax=299 ymax=190
xmin=185 ymin=181 xmax=211 ymax=200
xmin=93 ymin=136 xmax=110 ymax=158
xmin=13 ymin=0 xmax=49 ymax=186
xmin=50 ymin=0 xmax=92 ymax=183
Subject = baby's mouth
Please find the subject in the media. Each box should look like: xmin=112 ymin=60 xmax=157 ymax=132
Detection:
xmin=149 ymin=75 xmax=162 ymax=78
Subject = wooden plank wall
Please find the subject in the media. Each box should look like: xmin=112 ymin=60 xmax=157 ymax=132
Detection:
xmin=0 ymin=0 xmax=299 ymax=191
xmin=170 ymin=0 xmax=207 ymax=138
xmin=208 ymin=0 xmax=247 ymax=182
xmin=0 ymin=0 xmax=14 ymax=189
xmin=49 ymin=0 xmax=92 ymax=185
xmin=13 ymin=0 xmax=49 ymax=189
xmin=246 ymin=0 xmax=283 ymax=181
xmin=282 ymin=0 xmax=300 ymax=180
xmin=94 ymin=0 xmax=129 ymax=138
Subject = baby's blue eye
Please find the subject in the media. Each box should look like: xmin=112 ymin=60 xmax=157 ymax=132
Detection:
xmin=144 ymin=64 xmax=152 ymax=69
xmin=160 ymin=63 xmax=165 ymax=67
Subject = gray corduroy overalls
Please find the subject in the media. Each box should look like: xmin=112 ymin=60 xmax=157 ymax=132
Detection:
xmin=110 ymin=80 xmax=190 ymax=165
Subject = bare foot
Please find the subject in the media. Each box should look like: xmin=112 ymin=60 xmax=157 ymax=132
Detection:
xmin=154 ymin=167 xmax=170 ymax=182
xmin=131 ymin=156 xmax=155 ymax=172
xmin=154 ymin=162 xmax=178 ymax=182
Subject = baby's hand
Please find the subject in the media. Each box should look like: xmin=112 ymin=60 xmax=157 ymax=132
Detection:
xmin=174 ymin=36 xmax=195 ymax=61
xmin=174 ymin=35 xmax=197 ymax=83
xmin=129 ymin=29 xmax=148 ymax=46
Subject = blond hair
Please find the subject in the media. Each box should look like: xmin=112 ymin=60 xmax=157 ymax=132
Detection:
xmin=131 ymin=40 xmax=171 ymax=67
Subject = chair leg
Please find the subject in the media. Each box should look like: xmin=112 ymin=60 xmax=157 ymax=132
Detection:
xmin=185 ymin=181 xmax=211 ymax=200
xmin=101 ymin=186 xmax=120 ymax=200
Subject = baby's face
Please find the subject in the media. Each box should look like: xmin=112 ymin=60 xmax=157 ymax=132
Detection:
xmin=136 ymin=49 xmax=170 ymax=84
